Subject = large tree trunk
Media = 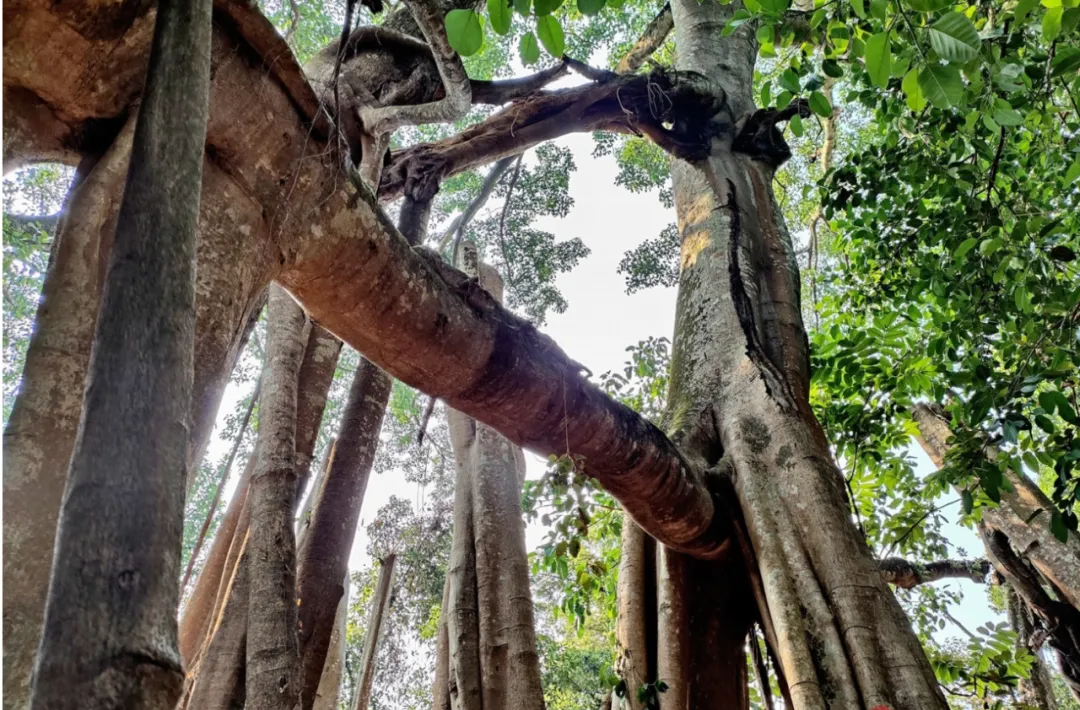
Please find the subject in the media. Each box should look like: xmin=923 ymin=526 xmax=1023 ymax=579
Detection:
xmin=351 ymin=555 xmax=398 ymax=710
xmin=245 ymin=285 xmax=310 ymax=710
xmin=28 ymin=0 xmax=213 ymax=702
xmin=295 ymin=357 xmax=393 ymax=708
xmin=441 ymin=245 xmax=545 ymax=710
xmin=2 ymin=116 xmax=133 ymax=710
xmin=647 ymin=0 xmax=948 ymax=706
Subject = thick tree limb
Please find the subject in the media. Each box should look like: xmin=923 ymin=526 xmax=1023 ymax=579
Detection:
xmin=878 ymin=557 xmax=991 ymax=589
xmin=470 ymin=61 xmax=571 ymax=104
xmin=616 ymin=3 xmax=674 ymax=73
xmin=357 ymin=0 xmax=471 ymax=135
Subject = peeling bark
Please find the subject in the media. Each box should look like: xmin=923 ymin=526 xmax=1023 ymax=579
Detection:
xmin=180 ymin=455 xmax=255 ymax=664
xmin=2 ymin=116 xmax=133 ymax=710
xmin=311 ymin=574 xmax=349 ymax=710
xmin=245 ymin=285 xmax=310 ymax=710
xmin=351 ymin=555 xmax=397 ymax=710
xmin=28 ymin=0 xmax=213 ymax=701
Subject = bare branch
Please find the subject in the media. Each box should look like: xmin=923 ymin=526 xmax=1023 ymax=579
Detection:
xmin=358 ymin=0 xmax=471 ymax=135
xmin=878 ymin=557 xmax=991 ymax=589
xmin=440 ymin=154 xmax=518 ymax=257
xmin=616 ymin=3 xmax=673 ymax=74
xmin=470 ymin=60 xmax=571 ymax=104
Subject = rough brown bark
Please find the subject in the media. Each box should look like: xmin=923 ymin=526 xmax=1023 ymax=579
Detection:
xmin=351 ymin=555 xmax=398 ymax=710
xmin=2 ymin=116 xmax=133 ymax=710
xmin=296 ymin=357 xmax=393 ymax=709
xmin=245 ymin=285 xmax=310 ymax=710
xmin=615 ymin=3 xmax=673 ymax=73
xmin=28 ymin=0 xmax=213 ymax=702
xmin=878 ymin=557 xmax=991 ymax=590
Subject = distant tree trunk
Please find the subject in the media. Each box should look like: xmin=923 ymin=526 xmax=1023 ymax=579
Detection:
xmin=245 ymin=285 xmax=310 ymax=710
xmin=440 ymin=243 xmax=545 ymax=710
xmin=296 ymin=357 xmax=392 ymax=708
xmin=913 ymin=404 xmax=1080 ymax=607
xmin=27 ymin=0 xmax=213 ymax=702
xmin=614 ymin=520 xmax=654 ymax=710
xmin=311 ymin=574 xmax=349 ymax=710
xmin=180 ymin=455 xmax=255 ymax=664
xmin=185 ymin=540 xmax=253 ymax=710
xmin=297 ymin=438 xmax=336 ymax=543
xmin=351 ymin=555 xmax=398 ymax=710
xmin=2 ymin=114 xmax=134 ymax=710
xmin=293 ymin=326 xmax=343 ymax=497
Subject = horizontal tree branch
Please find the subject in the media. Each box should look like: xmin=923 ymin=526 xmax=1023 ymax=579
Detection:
xmin=878 ymin=557 xmax=992 ymax=589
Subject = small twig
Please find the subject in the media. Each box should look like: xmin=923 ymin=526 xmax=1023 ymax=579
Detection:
xmin=497 ymin=154 xmax=524 ymax=285
xmin=882 ymin=498 xmax=960 ymax=559
xmin=180 ymin=374 xmax=262 ymax=589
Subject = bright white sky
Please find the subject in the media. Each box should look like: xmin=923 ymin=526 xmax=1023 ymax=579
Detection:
xmin=201 ymin=129 xmax=1002 ymax=650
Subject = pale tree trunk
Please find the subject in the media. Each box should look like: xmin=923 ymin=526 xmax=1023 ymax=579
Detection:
xmin=646 ymin=0 xmax=949 ymax=706
xmin=615 ymin=521 xmax=654 ymax=710
xmin=297 ymin=438 xmax=336 ymax=544
xmin=296 ymin=356 xmax=393 ymax=708
xmin=2 ymin=114 xmax=134 ymax=710
xmin=441 ymin=243 xmax=545 ymax=710
xmin=311 ymin=574 xmax=350 ymax=710
xmin=28 ymin=0 xmax=213 ymax=702
xmin=351 ymin=555 xmax=398 ymax=710
xmin=294 ymin=326 xmax=344 ymax=497
xmin=245 ymin=284 xmax=310 ymax=710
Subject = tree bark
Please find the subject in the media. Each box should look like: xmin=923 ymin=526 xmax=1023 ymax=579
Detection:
xmin=615 ymin=520 xmax=654 ymax=710
xmin=441 ymin=247 xmax=545 ymax=710
xmin=2 ymin=115 xmax=133 ymax=710
xmin=1008 ymin=585 xmax=1059 ymax=710
xmin=28 ymin=0 xmax=213 ymax=702
xmin=294 ymin=326 xmax=343 ymax=498
xmin=311 ymin=574 xmax=350 ymax=710
xmin=351 ymin=555 xmax=397 ymax=710
xmin=180 ymin=455 xmax=255 ymax=664
xmin=913 ymin=404 xmax=1080 ymax=608
xmin=296 ymin=357 xmax=393 ymax=709
xmin=245 ymin=285 xmax=310 ymax=710
xmin=185 ymin=540 xmax=253 ymax=710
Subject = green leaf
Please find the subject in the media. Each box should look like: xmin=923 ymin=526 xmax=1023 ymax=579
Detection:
xmin=519 ymin=31 xmax=540 ymax=64
xmin=903 ymin=68 xmax=927 ymax=110
xmin=445 ymin=9 xmax=484 ymax=56
xmin=852 ymin=0 xmax=867 ymax=18
xmin=917 ymin=64 xmax=963 ymax=109
xmin=962 ymin=489 xmax=974 ymax=514
xmin=1014 ymin=0 xmax=1039 ymax=21
xmin=1065 ymin=156 xmax=1080 ymax=185
xmin=1045 ymin=5 xmax=1064 ymax=40
xmin=514 ymin=0 xmax=531 ymax=14
xmin=758 ymin=0 xmax=790 ymax=12
xmin=488 ymin=0 xmax=512 ymax=35
xmin=865 ymin=32 xmax=892 ymax=87
xmin=1053 ymin=47 xmax=1080 ymax=76
xmin=577 ymin=0 xmax=605 ymax=15
xmin=928 ymin=12 xmax=981 ymax=63
xmin=993 ymin=101 xmax=1024 ymax=126
xmin=535 ymin=14 xmax=565 ymax=56
xmin=533 ymin=0 xmax=564 ymax=15
xmin=1052 ymin=510 xmax=1069 ymax=543
xmin=823 ymin=58 xmax=845 ymax=77
xmin=954 ymin=237 xmax=978 ymax=261
xmin=779 ymin=68 xmax=802 ymax=93
xmin=776 ymin=90 xmax=793 ymax=109
xmin=809 ymin=90 xmax=833 ymax=117
xmin=790 ymin=113 xmax=804 ymax=136
xmin=905 ymin=0 xmax=951 ymax=12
